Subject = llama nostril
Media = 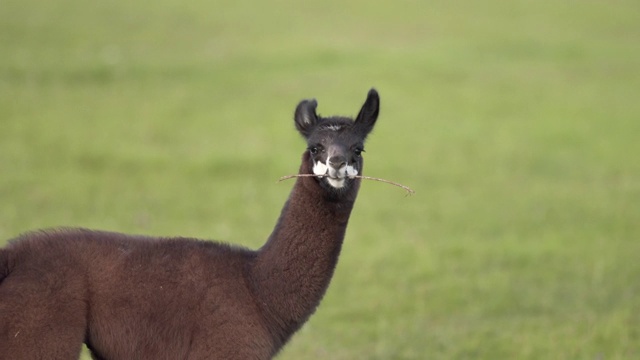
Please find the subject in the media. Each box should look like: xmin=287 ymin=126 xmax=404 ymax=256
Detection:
xmin=328 ymin=156 xmax=346 ymax=169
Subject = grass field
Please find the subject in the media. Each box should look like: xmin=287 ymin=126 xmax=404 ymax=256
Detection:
xmin=2 ymin=0 xmax=640 ymax=358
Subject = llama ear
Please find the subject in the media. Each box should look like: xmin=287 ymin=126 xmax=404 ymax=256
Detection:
xmin=294 ymin=99 xmax=319 ymax=138
xmin=354 ymin=88 xmax=379 ymax=136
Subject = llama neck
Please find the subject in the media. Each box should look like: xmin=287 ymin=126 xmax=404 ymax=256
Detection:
xmin=250 ymin=157 xmax=359 ymax=342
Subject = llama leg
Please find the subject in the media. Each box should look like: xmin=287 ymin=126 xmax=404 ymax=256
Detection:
xmin=0 ymin=271 xmax=87 ymax=359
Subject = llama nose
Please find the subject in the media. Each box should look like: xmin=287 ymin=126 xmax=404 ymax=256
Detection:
xmin=328 ymin=156 xmax=346 ymax=169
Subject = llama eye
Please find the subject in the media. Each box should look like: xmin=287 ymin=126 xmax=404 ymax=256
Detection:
xmin=354 ymin=148 xmax=364 ymax=157
xmin=309 ymin=145 xmax=324 ymax=155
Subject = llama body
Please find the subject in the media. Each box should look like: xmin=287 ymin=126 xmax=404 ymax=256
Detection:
xmin=0 ymin=89 xmax=380 ymax=359
xmin=1 ymin=230 xmax=270 ymax=359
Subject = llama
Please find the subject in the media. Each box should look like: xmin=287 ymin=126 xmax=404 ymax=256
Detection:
xmin=0 ymin=89 xmax=380 ymax=359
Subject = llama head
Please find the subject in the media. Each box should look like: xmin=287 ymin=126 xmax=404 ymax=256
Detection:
xmin=294 ymin=88 xmax=380 ymax=191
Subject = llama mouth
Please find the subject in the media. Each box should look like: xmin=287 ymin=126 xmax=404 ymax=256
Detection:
xmin=324 ymin=173 xmax=349 ymax=180
xmin=312 ymin=161 xmax=358 ymax=179
xmin=312 ymin=161 xmax=359 ymax=189
xmin=317 ymin=173 xmax=348 ymax=189
xmin=326 ymin=177 xmax=346 ymax=189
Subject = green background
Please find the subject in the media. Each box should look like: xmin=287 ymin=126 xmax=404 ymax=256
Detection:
xmin=2 ymin=0 xmax=639 ymax=358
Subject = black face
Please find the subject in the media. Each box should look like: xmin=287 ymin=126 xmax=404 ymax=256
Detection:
xmin=294 ymin=89 xmax=380 ymax=191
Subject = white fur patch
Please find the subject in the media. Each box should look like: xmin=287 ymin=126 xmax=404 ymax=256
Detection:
xmin=327 ymin=178 xmax=345 ymax=188
xmin=313 ymin=160 xmax=357 ymax=189
xmin=313 ymin=161 xmax=328 ymax=176
xmin=326 ymin=125 xmax=343 ymax=131
xmin=346 ymin=165 xmax=358 ymax=178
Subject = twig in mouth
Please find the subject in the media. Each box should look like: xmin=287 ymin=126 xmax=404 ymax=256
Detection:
xmin=278 ymin=174 xmax=415 ymax=196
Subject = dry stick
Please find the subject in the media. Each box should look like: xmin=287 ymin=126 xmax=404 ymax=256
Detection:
xmin=278 ymin=174 xmax=415 ymax=196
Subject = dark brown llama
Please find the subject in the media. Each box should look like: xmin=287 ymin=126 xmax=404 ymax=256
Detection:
xmin=0 ymin=89 xmax=380 ymax=359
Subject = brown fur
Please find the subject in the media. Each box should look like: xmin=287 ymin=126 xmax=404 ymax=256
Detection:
xmin=0 ymin=89 xmax=380 ymax=359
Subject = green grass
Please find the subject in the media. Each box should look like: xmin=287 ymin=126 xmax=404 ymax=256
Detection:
xmin=2 ymin=0 xmax=640 ymax=358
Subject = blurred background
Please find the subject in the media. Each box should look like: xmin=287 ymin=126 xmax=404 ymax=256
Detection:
xmin=1 ymin=0 xmax=639 ymax=358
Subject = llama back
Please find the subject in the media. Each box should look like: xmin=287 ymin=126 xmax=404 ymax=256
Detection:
xmin=0 ymin=248 xmax=8 ymax=284
xmin=0 ymin=228 xmax=261 ymax=312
